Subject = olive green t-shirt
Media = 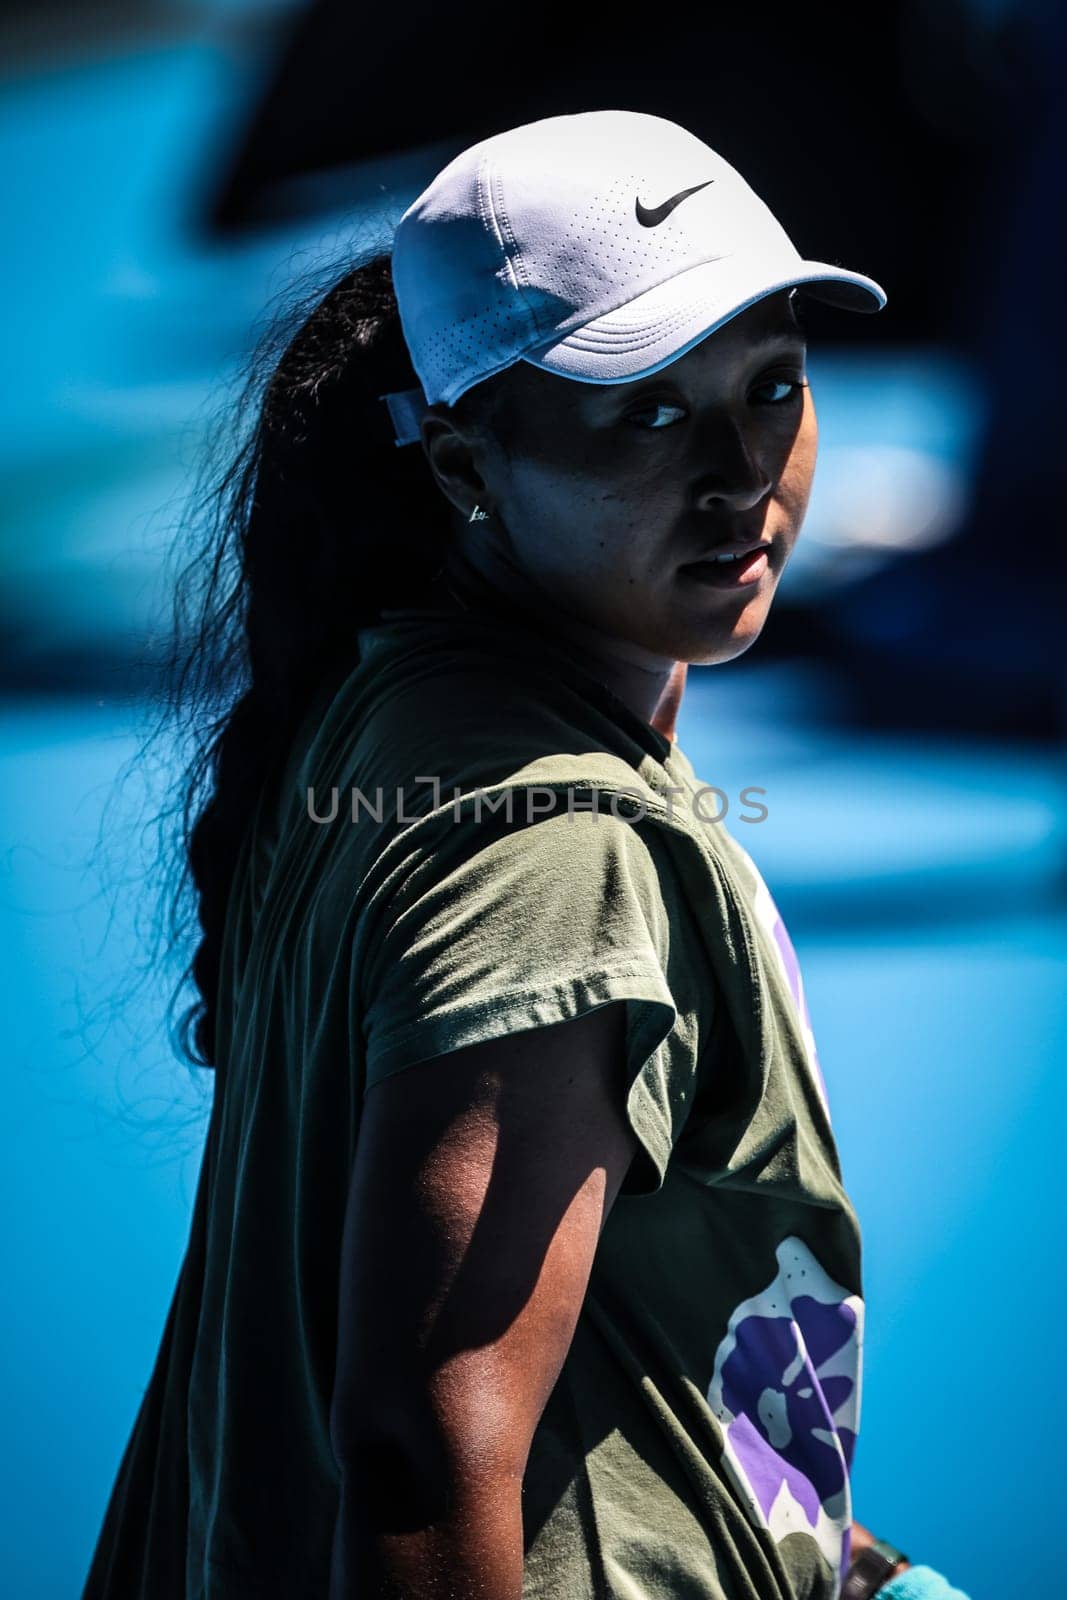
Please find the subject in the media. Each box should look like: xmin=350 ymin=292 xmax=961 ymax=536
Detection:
xmin=82 ymin=605 xmax=864 ymax=1600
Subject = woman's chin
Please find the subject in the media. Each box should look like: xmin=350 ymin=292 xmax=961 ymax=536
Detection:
xmin=663 ymin=605 xmax=770 ymax=667
xmin=657 ymin=571 xmax=778 ymax=664
xmin=600 ymin=588 xmax=774 ymax=667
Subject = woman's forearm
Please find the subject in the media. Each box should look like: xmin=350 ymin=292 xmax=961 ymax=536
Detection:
xmin=851 ymin=1518 xmax=912 ymax=1575
xmin=329 ymin=1455 xmax=525 ymax=1600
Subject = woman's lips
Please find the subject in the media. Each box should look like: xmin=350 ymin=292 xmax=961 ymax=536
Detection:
xmin=678 ymin=545 xmax=770 ymax=589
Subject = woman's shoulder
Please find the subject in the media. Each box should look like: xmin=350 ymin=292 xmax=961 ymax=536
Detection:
xmin=307 ymin=614 xmax=657 ymax=801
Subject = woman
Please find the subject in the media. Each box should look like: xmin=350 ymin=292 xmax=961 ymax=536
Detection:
xmin=83 ymin=111 xmax=969 ymax=1600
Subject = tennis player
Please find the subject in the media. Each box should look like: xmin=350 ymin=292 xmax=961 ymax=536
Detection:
xmin=83 ymin=110 xmax=970 ymax=1600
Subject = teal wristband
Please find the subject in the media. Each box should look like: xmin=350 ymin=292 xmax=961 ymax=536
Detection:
xmin=877 ymin=1564 xmax=972 ymax=1600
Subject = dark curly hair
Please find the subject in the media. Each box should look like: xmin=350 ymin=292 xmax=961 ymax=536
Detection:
xmin=151 ymin=247 xmax=507 ymax=1070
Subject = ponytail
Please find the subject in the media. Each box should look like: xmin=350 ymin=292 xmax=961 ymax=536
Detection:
xmin=157 ymin=250 xmax=499 ymax=1068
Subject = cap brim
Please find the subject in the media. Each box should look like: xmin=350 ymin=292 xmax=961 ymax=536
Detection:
xmin=521 ymin=251 xmax=886 ymax=385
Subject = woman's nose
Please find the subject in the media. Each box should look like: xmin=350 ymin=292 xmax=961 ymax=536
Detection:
xmin=692 ymin=417 xmax=773 ymax=513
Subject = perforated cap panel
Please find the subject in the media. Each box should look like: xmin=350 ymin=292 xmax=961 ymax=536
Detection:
xmin=390 ymin=110 xmax=885 ymax=405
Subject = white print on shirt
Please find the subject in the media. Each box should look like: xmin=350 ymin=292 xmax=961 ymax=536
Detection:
xmin=734 ymin=845 xmax=832 ymax=1123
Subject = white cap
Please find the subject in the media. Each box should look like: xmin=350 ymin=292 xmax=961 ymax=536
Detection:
xmin=390 ymin=108 xmax=885 ymax=416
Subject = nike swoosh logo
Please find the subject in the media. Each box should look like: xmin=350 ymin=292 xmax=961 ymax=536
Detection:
xmin=635 ymin=179 xmax=715 ymax=228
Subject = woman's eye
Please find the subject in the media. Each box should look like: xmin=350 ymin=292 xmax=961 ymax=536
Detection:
xmin=625 ymin=401 xmax=687 ymax=430
xmin=753 ymin=378 xmax=807 ymax=404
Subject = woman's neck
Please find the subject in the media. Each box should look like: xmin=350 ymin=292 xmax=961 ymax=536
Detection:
xmin=435 ymin=542 xmax=686 ymax=744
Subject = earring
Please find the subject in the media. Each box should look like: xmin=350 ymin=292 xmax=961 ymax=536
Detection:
xmin=468 ymin=504 xmax=490 ymax=523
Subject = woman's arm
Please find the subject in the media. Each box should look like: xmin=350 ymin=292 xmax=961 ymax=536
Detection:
xmin=851 ymin=1516 xmax=908 ymax=1568
xmin=851 ymin=1519 xmax=912 ymax=1578
xmin=328 ymin=1000 xmax=640 ymax=1600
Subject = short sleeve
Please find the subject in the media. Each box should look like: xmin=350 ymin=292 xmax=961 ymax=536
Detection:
xmin=357 ymin=802 xmax=701 ymax=1196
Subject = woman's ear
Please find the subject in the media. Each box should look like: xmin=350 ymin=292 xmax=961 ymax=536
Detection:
xmin=419 ymin=407 xmax=491 ymax=524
